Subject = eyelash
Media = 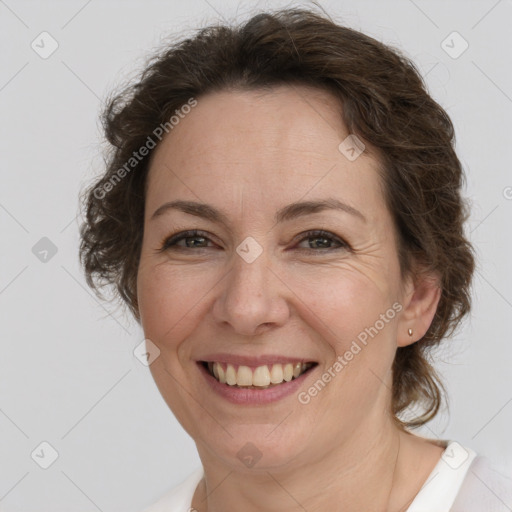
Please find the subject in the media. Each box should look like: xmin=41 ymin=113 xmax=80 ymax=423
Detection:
xmin=158 ymin=229 xmax=350 ymax=254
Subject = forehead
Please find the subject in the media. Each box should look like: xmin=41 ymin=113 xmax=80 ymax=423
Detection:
xmin=145 ymin=85 xmax=386 ymax=223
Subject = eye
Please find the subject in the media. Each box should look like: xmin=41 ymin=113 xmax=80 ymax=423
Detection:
xmin=157 ymin=229 xmax=350 ymax=253
xmin=158 ymin=230 xmax=216 ymax=252
xmin=294 ymin=230 xmax=349 ymax=252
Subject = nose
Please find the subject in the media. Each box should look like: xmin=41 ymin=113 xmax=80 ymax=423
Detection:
xmin=211 ymin=247 xmax=290 ymax=337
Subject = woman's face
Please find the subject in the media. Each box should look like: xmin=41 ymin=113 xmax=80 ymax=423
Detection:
xmin=137 ymin=85 xmax=414 ymax=471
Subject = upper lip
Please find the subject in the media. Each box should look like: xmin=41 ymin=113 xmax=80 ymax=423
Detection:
xmin=197 ymin=353 xmax=317 ymax=368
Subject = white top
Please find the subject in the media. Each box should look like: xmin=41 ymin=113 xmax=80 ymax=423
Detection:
xmin=142 ymin=441 xmax=512 ymax=511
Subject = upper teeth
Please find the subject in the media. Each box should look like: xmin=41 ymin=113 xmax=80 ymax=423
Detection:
xmin=207 ymin=362 xmax=313 ymax=387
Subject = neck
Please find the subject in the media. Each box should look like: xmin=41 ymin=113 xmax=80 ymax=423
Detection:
xmin=192 ymin=414 xmax=406 ymax=512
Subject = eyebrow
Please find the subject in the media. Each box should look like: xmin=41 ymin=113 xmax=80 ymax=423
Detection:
xmin=150 ymin=198 xmax=366 ymax=225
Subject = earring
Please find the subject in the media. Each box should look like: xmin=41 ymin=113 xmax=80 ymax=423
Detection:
xmin=408 ymin=328 xmax=413 ymax=336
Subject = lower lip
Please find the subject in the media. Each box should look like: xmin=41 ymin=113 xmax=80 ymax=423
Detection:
xmin=197 ymin=362 xmax=316 ymax=405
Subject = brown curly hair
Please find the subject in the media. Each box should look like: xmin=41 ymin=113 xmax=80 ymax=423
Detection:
xmin=78 ymin=7 xmax=475 ymax=428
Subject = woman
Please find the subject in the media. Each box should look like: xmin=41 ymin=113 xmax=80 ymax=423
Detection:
xmin=79 ymin=7 xmax=512 ymax=511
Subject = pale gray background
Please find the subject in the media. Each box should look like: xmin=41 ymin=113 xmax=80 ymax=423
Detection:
xmin=1 ymin=0 xmax=511 ymax=511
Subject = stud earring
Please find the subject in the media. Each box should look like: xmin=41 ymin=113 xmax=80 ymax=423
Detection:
xmin=408 ymin=328 xmax=413 ymax=336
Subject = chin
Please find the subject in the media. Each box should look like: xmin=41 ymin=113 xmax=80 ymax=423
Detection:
xmin=192 ymin=414 xmax=318 ymax=473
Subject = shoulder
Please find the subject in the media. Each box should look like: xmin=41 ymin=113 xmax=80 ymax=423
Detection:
xmin=451 ymin=453 xmax=512 ymax=512
xmin=407 ymin=440 xmax=512 ymax=512
xmin=140 ymin=467 xmax=203 ymax=512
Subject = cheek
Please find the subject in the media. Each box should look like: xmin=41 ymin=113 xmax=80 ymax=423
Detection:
xmin=285 ymin=270 xmax=399 ymax=434
xmin=290 ymin=263 xmax=397 ymax=336
xmin=136 ymin=262 xmax=220 ymax=350
xmin=290 ymin=267 xmax=399 ymax=384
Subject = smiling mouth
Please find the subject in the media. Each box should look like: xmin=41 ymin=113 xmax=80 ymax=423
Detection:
xmin=200 ymin=361 xmax=317 ymax=389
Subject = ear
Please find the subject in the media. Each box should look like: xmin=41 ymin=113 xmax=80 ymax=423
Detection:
xmin=396 ymin=270 xmax=441 ymax=347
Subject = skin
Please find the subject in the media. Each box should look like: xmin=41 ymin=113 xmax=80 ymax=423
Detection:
xmin=136 ymin=85 xmax=445 ymax=512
